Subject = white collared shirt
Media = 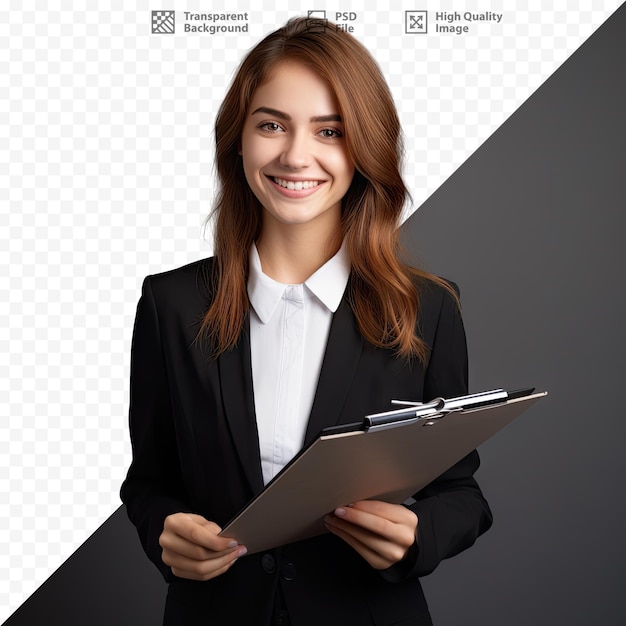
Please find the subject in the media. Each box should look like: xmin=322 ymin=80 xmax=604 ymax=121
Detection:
xmin=247 ymin=243 xmax=351 ymax=485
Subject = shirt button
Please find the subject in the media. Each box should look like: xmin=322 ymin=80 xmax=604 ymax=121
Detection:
xmin=261 ymin=553 xmax=276 ymax=574
xmin=275 ymin=609 xmax=289 ymax=624
xmin=281 ymin=562 xmax=297 ymax=581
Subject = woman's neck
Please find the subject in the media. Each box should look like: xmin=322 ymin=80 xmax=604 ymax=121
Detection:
xmin=256 ymin=223 xmax=342 ymax=284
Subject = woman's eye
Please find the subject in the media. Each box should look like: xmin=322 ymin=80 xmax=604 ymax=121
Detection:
xmin=319 ymin=128 xmax=343 ymax=139
xmin=259 ymin=122 xmax=283 ymax=132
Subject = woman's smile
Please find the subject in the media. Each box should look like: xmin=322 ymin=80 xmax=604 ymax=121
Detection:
xmin=266 ymin=175 xmax=326 ymax=198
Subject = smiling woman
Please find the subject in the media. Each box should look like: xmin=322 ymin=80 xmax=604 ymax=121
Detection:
xmin=120 ymin=17 xmax=492 ymax=626
xmin=205 ymin=17 xmax=452 ymax=360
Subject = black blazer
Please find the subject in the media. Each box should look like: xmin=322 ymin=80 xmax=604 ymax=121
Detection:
xmin=120 ymin=258 xmax=492 ymax=626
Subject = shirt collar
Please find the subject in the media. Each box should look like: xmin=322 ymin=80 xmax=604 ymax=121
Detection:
xmin=247 ymin=241 xmax=350 ymax=324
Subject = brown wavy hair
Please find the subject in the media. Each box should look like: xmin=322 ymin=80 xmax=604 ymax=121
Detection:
xmin=199 ymin=17 xmax=455 ymax=361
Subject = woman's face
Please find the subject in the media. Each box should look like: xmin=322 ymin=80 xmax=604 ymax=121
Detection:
xmin=240 ymin=61 xmax=354 ymax=237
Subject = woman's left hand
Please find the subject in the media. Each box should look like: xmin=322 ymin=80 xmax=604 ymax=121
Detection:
xmin=323 ymin=500 xmax=418 ymax=570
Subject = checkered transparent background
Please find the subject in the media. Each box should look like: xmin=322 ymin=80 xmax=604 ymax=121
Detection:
xmin=0 ymin=0 xmax=619 ymax=618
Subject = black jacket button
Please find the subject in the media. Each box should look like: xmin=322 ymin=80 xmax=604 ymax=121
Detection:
xmin=261 ymin=553 xmax=276 ymax=574
xmin=281 ymin=562 xmax=296 ymax=581
xmin=275 ymin=609 xmax=289 ymax=624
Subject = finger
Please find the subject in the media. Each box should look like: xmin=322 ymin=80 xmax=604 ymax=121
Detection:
xmin=164 ymin=543 xmax=246 ymax=573
xmin=172 ymin=558 xmax=236 ymax=582
xmin=172 ymin=559 xmax=234 ymax=582
xmin=324 ymin=519 xmax=395 ymax=570
xmin=165 ymin=513 xmax=223 ymax=537
xmin=165 ymin=514 xmax=237 ymax=552
xmin=160 ymin=530 xmax=238 ymax=562
xmin=349 ymin=500 xmax=417 ymax=524
xmin=186 ymin=513 xmax=223 ymax=531
xmin=330 ymin=504 xmax=417 ymax=547
xmin=166 ymin=512 xmax=223 ymax=534
xmin=169 ymin=546 xmax=246 ymax=581
xmin=324 ymin=514 xmax=409 ymax=566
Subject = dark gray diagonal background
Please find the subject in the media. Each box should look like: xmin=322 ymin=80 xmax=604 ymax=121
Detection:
xmin=4 ymin=3 xmax=625 ymax=625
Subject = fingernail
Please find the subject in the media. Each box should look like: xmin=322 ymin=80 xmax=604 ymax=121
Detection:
xmin=335 ymin=507 xmax=346 ymax=517
xmin=237 ymin=547 xmax=248 ymax=557
xmin=228 ymin=541 xmax=239 ymax=548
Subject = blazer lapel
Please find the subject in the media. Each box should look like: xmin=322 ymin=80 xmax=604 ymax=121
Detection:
xmin=217 ymin=319 xmax=265 ymax=496
xmin=304 ymin=295 xmax=363 ymax=446
xmin=216 ymin=296 xmax=362 ymax=490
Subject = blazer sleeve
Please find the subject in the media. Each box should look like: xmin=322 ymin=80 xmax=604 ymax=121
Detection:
xmin=120 ymin=276 xmax=192 ymax=582
xmin=382 ymin=284 xmax=493 ymax=581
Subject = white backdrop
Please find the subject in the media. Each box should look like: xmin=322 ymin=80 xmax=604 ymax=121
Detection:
xmin=0 ymin=1 xmax=620 ymax=619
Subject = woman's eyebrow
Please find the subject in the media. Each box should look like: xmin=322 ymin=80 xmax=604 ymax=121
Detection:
xmin=311 ymin=114 xmax=342 ymax=123
xmin=251 ymin=107 xmax=342 ymax=123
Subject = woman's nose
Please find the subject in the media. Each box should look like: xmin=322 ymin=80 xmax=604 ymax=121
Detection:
xmin=279 ymin=132 xmax=312 ymax=169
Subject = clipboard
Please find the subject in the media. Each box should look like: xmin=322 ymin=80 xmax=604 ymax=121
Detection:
xmin=220 ymin=388 xmax=547 ymax=554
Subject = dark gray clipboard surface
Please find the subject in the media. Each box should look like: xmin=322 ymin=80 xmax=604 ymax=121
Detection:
xmin=220 ymin=389 xmax=547 ymax=554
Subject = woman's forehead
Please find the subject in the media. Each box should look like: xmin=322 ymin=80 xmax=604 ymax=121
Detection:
xmin=248 ymin=61 xmax=340 ymax=115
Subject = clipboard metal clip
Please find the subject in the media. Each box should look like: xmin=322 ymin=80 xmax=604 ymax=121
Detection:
xmin=364 ymin=389 xmax=510 ymax=431
xmin=364 ymin=397 xmax=446 ymax=431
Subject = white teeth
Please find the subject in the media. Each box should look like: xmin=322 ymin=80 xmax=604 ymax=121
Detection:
xmin=273 ymin=177 xmax=320 ymax=190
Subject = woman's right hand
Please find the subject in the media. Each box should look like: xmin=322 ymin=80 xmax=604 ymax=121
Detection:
xmin=159 ymin=512 xmax=247 ymax=581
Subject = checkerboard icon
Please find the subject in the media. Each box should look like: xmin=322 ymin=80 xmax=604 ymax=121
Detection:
xmin=152 ymin=10 xmax=175 ymax=34
xmin=405 ymin=11 xmax=427 ymax=34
